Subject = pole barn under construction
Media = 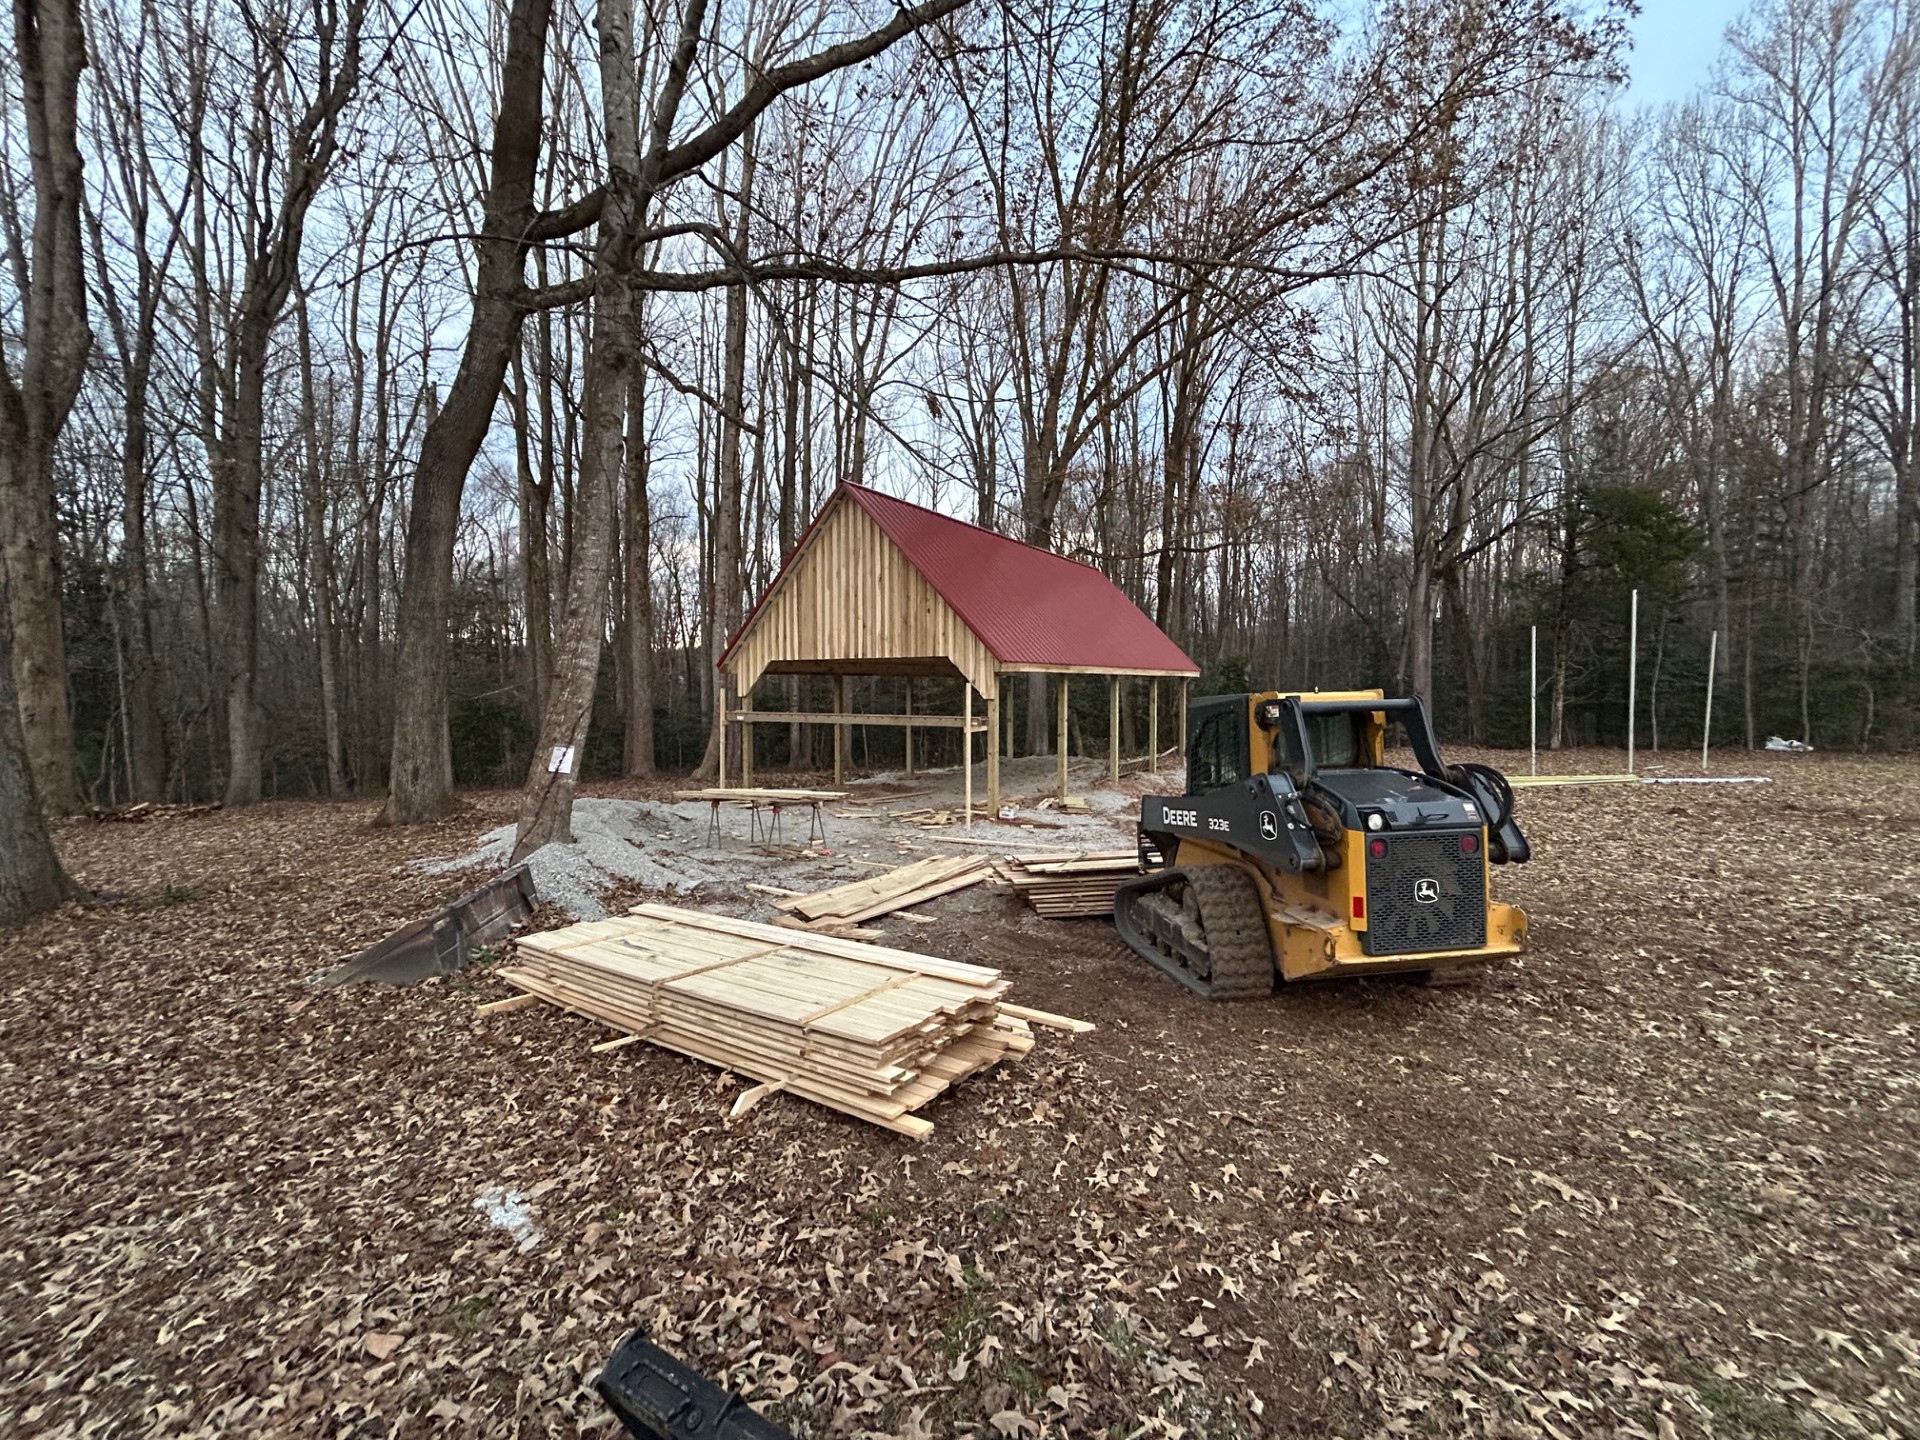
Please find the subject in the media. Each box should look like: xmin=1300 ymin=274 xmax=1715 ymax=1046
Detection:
xmin=716 ymin=483 xmax=1199 ymax=814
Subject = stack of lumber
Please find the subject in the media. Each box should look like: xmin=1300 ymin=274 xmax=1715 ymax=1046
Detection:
xmin=498 ymin=904 xmax=1034 ymax=1139
xmin=999 ymin=850 xmax=1142 ymax=918
xmin=774 ymin=856 xmax=990 ymax=932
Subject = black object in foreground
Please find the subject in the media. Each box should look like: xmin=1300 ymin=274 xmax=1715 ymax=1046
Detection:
xmin=316 ymin=865 xmax=537 ymax=988
xmin=598 ymin=1329 xmax=793 ymax=1440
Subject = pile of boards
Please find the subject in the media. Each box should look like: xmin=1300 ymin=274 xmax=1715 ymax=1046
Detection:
xmin=773 ymin=855 xmax=990 ymax=932
xmin=998 ymin=850 xmax=1142 ymax=918
xmin=497 ymin=903 xmax=1031 ymax=1138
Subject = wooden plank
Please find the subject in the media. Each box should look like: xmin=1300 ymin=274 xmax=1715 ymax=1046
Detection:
xmin=625 ymin=903 xmax=1005 ymax=985
xmin=1000 ymin=1003 xmax=1097 ymax=1034
xmin=476 ymin=993 xmax=542 ymax=1015
xmin=728 ymin=711 xmax=989 ymax=730
xmin=502 ymin=905 xmax=1032 ymax=1139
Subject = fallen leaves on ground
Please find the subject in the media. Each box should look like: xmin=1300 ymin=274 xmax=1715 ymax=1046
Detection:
xmin=2 ymin=753 xmax=1917 ymax=1437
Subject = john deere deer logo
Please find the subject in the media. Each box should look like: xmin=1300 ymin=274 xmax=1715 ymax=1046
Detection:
xmin=1414 ymin=877 xmax=1440 ymax=905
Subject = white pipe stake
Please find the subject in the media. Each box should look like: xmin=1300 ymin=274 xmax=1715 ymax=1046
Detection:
xmin=1626 ymin=590 xmax=1639 ymax=774
xmin=1702 ymin=630 xmax=1717 ymax=774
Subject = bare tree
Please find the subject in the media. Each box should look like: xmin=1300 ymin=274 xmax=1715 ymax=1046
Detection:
xmin=0 ymin=0 xmax=91 ymax=813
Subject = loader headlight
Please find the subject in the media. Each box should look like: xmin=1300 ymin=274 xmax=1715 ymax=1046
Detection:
xmin=1366 ymin=812 xmax=1384 ymax=831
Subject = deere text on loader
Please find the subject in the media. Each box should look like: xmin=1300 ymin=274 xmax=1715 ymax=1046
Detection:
xmin=1114 ymin=690 xmax=1531 ymax=997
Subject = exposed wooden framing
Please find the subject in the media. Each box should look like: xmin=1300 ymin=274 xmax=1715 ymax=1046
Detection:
xmin=725 ymin=499 xmax=999 ymax=696
xmin=904 ymin=677 xmax=914 ymax=777
xmin=1150 ymin=677 xmax=1160 ymax=773
xmin=728 ymin=711 xmax=987 ymax=729
xmin=999 ymin=663 xmax=1197 ymax=677
xmin=963 ymin=685 xmax=974 ymax=828
xmin=1178 ymin=678 xmax=1190 ymax=757
xmin=985 ymin=689 xmax=1001 ymax=811
xmin=741 ymin=684 xmax=754 ymax=789
xmin=1057 ymin=674 xmax=1069 ymax=800
xmin=833 ymin=673 xmax=847 ymax=786
xmin=1109 ymin=676 xmax=1120 ymax=784
xmin=716 ymin=678 xmax=728 ymax=790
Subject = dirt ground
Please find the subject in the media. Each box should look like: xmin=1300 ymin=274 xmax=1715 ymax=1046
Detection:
xmin=3 ymin=749 xmax=1918 ymax=1439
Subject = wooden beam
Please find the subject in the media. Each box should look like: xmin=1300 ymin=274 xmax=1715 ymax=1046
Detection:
xmin=904 ymin=677 xmax=915 ymax=777
xmin=1057 ymin=674 xmax=1069 ymax=801
xmin=716 ymin=677 xmax=728 ymax=790
xmin=833 ymin=674 xmax=847 ymax=786
xmin=1109 ymin=676 xmax=1120 ymax=784
xmin=477 ymin=993 xmax=541 ymax=1015
xmin=741 ymin=685 xmax=753 ymax=789
xmin=986 ymin=688 xmax=1001 ymax=812
xmin=728 ymin=711 xmax=987 ymax=729
xmin=1178 ymin=678 xmax=1189 ymax=759
xmin=963 ymin=685 xmax=974 ymax=829
xmin=997 ymin=664 xmax=1201 ymax=677
xmin=1150 ymin=677 xmax=1160 ymax=773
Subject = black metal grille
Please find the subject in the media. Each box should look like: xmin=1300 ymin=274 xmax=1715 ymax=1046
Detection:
xmin=1363 ymin=830 xmax=1487 ymax=956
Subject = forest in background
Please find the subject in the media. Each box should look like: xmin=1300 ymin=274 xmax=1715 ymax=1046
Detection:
xmin=3 ymin=0 xmax=1918 ymax=821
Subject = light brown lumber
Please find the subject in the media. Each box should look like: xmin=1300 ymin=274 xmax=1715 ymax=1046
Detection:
xmin=777 ymin=856 xmax=979 ymax=920
xmin=729 ymin=1079 xmax=787 ymax=1118
xmin=745 ymin=883 xmax=806 ymax=898
xmin=770 ymin=914 xmax=891 ymax=941
xmin=476 ymin=993 xmax=542 ymax=1015
xmin=1000 ymin=1003 xmax=1097 ymax=1034
xmin=591 ymin=1032 xmax=648 ymax=1053
xmin=624 ymin=903 xmax=1004 ymax=985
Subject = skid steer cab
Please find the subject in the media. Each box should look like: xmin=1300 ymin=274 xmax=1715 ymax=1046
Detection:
xmin=1114 ymin=690 xmax=1530 ymax=997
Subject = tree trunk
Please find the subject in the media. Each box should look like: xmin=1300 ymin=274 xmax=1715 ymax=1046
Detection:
xmin=623 ymin=358 xmax=656 ymax=777
xmin=692 ymin=134 xmax=755 ymax=782
xmin=381 ymin=0 xmax=559 ymax=825
xmin=0 ymin=0 xmax=91 ymax=815
xmin=296 ymin=289 xmax=346 ymax=796
xmin=0 ymin=441 xmax=76 ymax=812
xmin=0 ymin=568 xmax=75 ymax=926
xmin=215 ymin=331 xmax=269 ymax=806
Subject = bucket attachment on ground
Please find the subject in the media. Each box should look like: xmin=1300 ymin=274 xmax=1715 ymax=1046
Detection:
xmin=317 ymin=865 xmax=537 ymax=988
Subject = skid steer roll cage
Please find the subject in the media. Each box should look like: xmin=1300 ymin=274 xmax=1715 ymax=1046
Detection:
xmin=1267 ymin=696 xmax=1449 ymax=784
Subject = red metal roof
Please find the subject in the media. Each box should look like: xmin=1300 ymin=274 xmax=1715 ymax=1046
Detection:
xmin=724 ymin=484 xmax=1197 ymax=675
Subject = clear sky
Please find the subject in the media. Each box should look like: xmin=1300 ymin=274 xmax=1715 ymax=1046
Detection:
xmin=1623 ymin=0 xmax=1752 ymax=108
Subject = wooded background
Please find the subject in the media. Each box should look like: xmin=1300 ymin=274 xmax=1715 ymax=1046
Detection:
xmin=4 ymin=0 xmax=1917 ymax=820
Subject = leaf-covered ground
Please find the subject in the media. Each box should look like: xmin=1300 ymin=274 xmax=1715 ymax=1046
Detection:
xmin=3 ymin=751 xmax=1917 ymax=1438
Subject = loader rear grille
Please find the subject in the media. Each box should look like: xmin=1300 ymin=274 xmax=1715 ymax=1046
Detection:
xmin=1363 ymin=831 xmax=1487 ymax=956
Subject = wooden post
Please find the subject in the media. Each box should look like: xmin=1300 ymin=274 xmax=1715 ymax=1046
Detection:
xmin=1109 ymin=675 xmax=1120 ymax=784
xmin=962 ymin=686 xmax=974 ymax=829
xmin=1056 ymin=674 xmax=1069 ymax=800
xmin=986 ymin=685 xmax=1000 ymax=813
xmin=1149 ymin=677 xmax=1160 ymax=773
xmin=716 ymin=675 xmax=728 ymax=790
xmin=833 ymin=673 xmax=847 ymax=786
xmin=904 ymin=676 xmax=914 ymax=777
xmin=741 ymin=685 xmax=753 ymax=789
xmin=1178 ymin=678 xmax=1189 ymax=758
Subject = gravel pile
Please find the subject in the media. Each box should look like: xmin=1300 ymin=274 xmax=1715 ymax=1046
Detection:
xmin=417 ymin=798 xmax=717 ymax=919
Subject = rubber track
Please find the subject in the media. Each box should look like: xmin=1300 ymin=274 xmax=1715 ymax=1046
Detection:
xmin=1182 ymin=866 xmax=1276 ymax=999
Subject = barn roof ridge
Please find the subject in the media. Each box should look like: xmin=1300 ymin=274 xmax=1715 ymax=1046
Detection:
xmin=719 ymin=481 xmax=1198 ymax=678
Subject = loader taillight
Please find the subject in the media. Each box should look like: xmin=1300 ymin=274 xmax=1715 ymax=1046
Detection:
xmin=1368 ymin=838 xmax=1387 ymax=860
xmin=1460 ymin=834 xmax=1478 ymax=855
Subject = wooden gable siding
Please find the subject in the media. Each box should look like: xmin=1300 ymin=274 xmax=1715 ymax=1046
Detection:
xmin=724 ymin=497 xmax=999 ymax=698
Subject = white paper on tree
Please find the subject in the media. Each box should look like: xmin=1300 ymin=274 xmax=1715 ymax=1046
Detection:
xmin=548 ymin=745 xmax=577 ymax=774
